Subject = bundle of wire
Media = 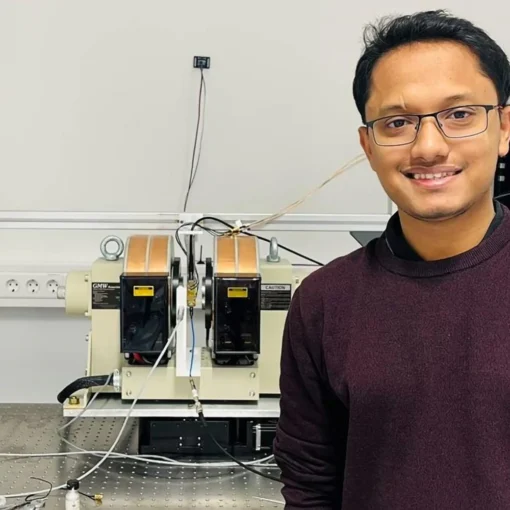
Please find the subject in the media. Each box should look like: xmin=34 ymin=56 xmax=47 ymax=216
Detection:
xmin=231 ymin=152 xmax=367 ymax=233
xmin=0 ymin=318 xmax=278 ymax=505
xmin=0 ymin=315 xmax=185 ymax=502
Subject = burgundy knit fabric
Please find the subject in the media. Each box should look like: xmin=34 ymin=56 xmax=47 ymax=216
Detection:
xmin=274 ymin=204 xmax=510 ymax=509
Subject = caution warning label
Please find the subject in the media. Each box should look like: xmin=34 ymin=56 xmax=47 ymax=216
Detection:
xmin=261 ymin=283 xmax=291 ymax=311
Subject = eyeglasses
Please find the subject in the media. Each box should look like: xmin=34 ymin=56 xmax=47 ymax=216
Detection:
xmin=365 ymin=104 xmax=502 ymax=147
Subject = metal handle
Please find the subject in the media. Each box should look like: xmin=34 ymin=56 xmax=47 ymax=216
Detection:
xmin=266 ymin=237 xmax=280 ymax=262
xmin=100 ymin=235 xmax=124 ymax=261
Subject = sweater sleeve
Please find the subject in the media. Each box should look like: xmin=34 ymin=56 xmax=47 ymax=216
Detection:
xmin=273 ymin=285 xmax=346 ymax=509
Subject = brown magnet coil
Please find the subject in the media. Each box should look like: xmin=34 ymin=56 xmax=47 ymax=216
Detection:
xmin=215 ymin=235 xmax=259 ymax=275
xmin=124 ymin=235 xmax=172 ymax=274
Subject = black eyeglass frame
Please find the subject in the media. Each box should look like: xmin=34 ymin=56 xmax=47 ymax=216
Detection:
xmin=364 ymin=104 xmax=503 ymax=147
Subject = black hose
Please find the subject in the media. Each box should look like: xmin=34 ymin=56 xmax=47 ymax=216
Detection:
xmin=57 ymin=375 xmax=111 ymax=404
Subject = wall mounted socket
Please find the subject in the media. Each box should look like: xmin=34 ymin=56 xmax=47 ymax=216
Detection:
xmin=47 ymin=279 xmax=59 ymax=294
xmin=0 ymin=271 xmax=67 ymax=306
xmin=26 ymin=279 xmax=40 ymax=294
xmin=6 ymin=279 xmax=19 ymax=293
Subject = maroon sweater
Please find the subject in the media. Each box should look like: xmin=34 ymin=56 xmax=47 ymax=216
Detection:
xmin=274 ymin=204 xmax=510 ymax=509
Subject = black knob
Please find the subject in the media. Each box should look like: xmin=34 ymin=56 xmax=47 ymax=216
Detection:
xmin=66 ymin=479 xmax=80 ymax=490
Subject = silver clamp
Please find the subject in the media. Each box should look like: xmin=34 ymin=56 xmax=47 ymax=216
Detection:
xmin=100 ymin=235 xmax=124 ymax=261
xmin=113 ymin=369 xmax=121 ymax=392
xmin=266 ymin=237 xmax=280 ymax=262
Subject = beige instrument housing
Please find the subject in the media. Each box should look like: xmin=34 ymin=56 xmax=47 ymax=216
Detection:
xmin=64 ymin=234 xmax=294 ymax=409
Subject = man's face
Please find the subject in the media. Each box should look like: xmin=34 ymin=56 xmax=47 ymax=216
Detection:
xmin=359 ymin=41 xmax=510 ymax=222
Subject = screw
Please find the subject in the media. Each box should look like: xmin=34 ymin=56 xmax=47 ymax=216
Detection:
xmin=126 ymin=371 xmax=131 ymax=377
xmin=85 ymin=334 xmax=89 ymax=342
xmin=249 ymin=391 xmax=255 ymax=397
xmin=126 ymin=391 xmax=132 ymax=397
xmin=250 ymin=372 xmax=256 ymax=378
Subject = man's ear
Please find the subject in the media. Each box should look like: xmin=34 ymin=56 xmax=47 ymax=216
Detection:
xmin=498 ymin=106 xmax=510 ymax=158
xmin=358 ymin=126 xmax=374 ymax=165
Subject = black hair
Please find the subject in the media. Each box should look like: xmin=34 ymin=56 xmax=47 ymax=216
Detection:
xmin=353 ymin=9 xmax=510 ymax=123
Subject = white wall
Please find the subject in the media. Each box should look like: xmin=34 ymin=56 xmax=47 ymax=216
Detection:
xmin=0 ymin=0 xmax=507 ymax=402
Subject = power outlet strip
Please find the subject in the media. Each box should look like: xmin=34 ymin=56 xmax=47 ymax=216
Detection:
xmin=0 ymin=271 xmax=67 ymax=307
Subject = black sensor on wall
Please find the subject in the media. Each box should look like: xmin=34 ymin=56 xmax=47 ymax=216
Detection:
xmin=194 ymin=56 xmax=210 ymax=69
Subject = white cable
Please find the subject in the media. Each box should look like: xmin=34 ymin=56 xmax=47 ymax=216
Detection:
xmin=59 ymin=434 xmax=277 ymax=468
xmin=1 ymin=381 xmax=277 ymax=468
xmin=0 ymin=446 xmax=276 ymax=468
xmin=234 ymin=152 xmax=367 ymax=232
xmin=0 ymin=317 xmax=182 ymax=501
xmin=55 ymin=374 xmax=277 ymax=468
xmin=58 ymin=373 xmax=113 ymax=433
xmin=0 ymin=325 xmax=276 ymax=501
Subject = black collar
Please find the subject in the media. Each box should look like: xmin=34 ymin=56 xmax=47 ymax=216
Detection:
xmin=385 ymin=201 xmax=504 ymax=261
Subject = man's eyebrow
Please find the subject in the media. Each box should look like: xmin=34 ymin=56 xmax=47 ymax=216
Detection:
xmin=377 ymin=94 xmax=476 ymax=117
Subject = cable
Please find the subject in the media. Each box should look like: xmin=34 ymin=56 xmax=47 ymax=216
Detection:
xmin=187 ymin=381 xmax=281 ymax=483
xmin=190 ymin=70 xmax=207 ymax=190
xmin=189 ymin=312 xmax=196 ymax=377
xmin=0 ymin=445 xmax=277 ymax=468
xmin=241 ymin=152 xmax=366 ymax=231
xmin=57 ymin=375 xmax=111 ymax=404
xmin=197 ymin=411 xmax=282 ymax=483
xmin=191 ymin=216 xmax=324 ymax=266
xmin=23 ymin=477 xmax=52 ymax=505
xmin=58 ymin=374 xmax=113 ymax=433
xmin=245 ymin=231 xmax=323 ymax=266
xmin=175 ymin=221 xmax=221 ymax=257
xmin=183 ymin=69 xmax=207 ymax=212
xmin=0 ymin=362 xmax=276 ymax=470
xmin=0 ymin=316 xmax=183 ymax=501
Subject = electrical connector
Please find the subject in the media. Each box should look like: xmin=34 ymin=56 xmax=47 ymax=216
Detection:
xmin=189 ymin=379 xmax=203 ymax=414
xmin=187 ymin=278 xmax=198 ymax=308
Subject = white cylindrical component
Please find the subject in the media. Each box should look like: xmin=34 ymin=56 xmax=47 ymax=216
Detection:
xmin=0 ymin=496 xmax=7 ymax=507
xmin=65 ymin=271 xmax=89 ymax=315
xmin=65 ymin=489 xmax=80 ymax=509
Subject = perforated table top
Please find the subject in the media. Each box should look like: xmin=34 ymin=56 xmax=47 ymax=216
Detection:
xmin=0 ymin=405 xmax=284 ymax=508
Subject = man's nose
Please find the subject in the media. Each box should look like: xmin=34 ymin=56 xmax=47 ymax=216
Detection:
xmin=410 ymin=117 xmax=450 ymax=161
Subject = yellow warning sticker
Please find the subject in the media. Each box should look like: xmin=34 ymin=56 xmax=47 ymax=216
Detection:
xmin=227 ymin=287 xmax=248 ymax=298
xmin=134 ymin=285 xmax=154 ymax=297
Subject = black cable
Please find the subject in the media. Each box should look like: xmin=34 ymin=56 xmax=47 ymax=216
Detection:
xmin=191 ymin=216 xmax=324 ymax=266
xmin=78 ymin=491 xmax=96 ymax=502
xmin=57 ymin=375 xmax=112 ymax=404
xmin=20 ymin=477 xmax=53 ymax=507
xmin=175 ymin=223 xmax=188 ymax=254
xmin=198 ymin=411 xmax=281 ymax=483
xmin=183 ymin=69 xmax=206 ymax=212
xmin=190 ymin=71 xmax=206 ymax=189
xmin=176 ymin=221 xmax=222 ymax=256
xmin=245 ymin=231 xmax=324 ymax=266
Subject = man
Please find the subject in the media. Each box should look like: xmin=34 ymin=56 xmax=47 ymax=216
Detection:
xmin=273 ymin=9 xmax=510 ymax=509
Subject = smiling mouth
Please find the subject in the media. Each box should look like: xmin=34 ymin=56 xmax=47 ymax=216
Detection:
xmin=404 ymin=170 xmax=462 ymax=180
